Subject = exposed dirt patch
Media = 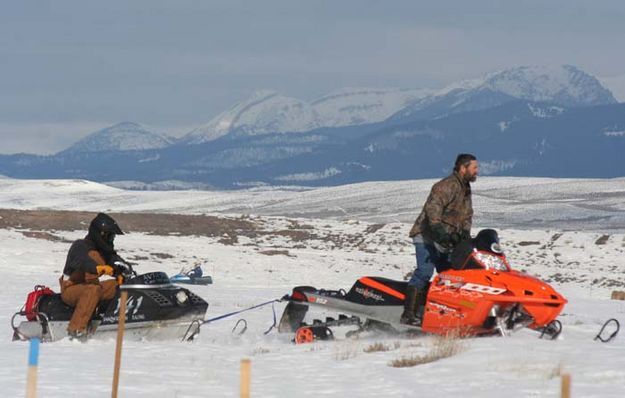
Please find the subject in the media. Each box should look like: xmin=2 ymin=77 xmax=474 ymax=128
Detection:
xmin=551 ymin=233 xmax=563 ymax=242
xmin=287 ymin=220 xmax=314 ymax=230
xmin=258 ymin=249 xmax=295 ymax=257
xmin=518 ymin=241 xmax=541 ymax=246
xmin=0 ymin=208 xmax=380 ymax=251
xmin=128 ymin=255 xmax=150 ymax=261
xmin=0 ymin=209 xmax=258 ymax=238
xmin=150 ymin=252 xmax=175 ymax=259
xmin=20 ymin=230 xmax=72 ymax=243
xmin=272 ymin=229 xmax=317 ymax=242
xmin=364 ymin=223 xmax=385 ymax=234
xmin=595 ymin=235 xmax=610 ymax=245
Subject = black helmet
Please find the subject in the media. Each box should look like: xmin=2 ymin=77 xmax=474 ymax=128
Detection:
xmin=473 ymin=229 xmax=503 ymax=254
xmin=88 ymin=213 xmax=124 ymax=253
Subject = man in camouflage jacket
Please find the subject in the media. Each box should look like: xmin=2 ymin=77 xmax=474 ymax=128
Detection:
xmin=401 ymin=154 xmax=479 ymax=325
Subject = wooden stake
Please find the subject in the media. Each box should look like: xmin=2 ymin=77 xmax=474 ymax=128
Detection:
xmin=561 ymin=373 xmax=571 ymax=398
xmin=240 ymin=358 xmax=251 ymax=398
xmin=112 ymin=290 xmax=128 ymax=398
xmin=26 ymin=337 xmax=40 ymax=398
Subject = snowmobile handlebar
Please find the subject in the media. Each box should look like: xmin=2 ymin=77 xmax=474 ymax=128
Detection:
xmin=112 ymin=260 xmax=137 ymax=282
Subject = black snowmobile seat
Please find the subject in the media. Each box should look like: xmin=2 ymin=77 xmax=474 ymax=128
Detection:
xmin=36 ymin=294 xmax=74 ymax=321
xmin=344 ymin=276 xmax=408 ymax=305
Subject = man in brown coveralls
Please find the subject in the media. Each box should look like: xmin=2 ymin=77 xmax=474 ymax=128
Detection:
xmin=401 ymin=154 xmax=478 ymax=326
xmin=60 ymin=213 xmax=125 ymax=340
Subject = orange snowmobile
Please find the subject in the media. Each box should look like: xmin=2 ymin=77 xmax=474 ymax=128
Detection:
xmin=279 ymin=229 xmax=567 ymax=342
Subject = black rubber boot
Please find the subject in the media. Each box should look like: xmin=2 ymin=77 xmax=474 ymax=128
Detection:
xmin=400 ymin=286 xmax=420 ymax=326
xmin=414 ymin=288 xmax=428 ymax=320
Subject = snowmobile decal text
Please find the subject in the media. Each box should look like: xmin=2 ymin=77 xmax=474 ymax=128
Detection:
xmin=113 ymin=295 xmax=144 ymax=315
xmin=355 ymin=287 xmax=385 ymax=302
xmin=358 ymin=277 xmax=405 ymax=300
xmin=460 ymin=283 xmax=506 ymax=295
xmin=103 ymin=296 xmax=146 ymax=323
xmin=429 ymin=302 xmax=459 ymax=314
xmin=439 ymin=275 xmax=464 ymax=284
xmin=309 ymin=297 xmax=328 ymax=304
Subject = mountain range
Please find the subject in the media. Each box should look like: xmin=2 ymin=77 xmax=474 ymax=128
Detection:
xmin=1 ymin=64 xmax=623 ymax=188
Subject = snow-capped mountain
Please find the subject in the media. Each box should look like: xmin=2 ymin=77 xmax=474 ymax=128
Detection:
xmin=183 ymin=65 xmax=616 ymax=145
xmin=1 ymin=64 xmax=622 ymax=187
xmin=181 ymin=91 xmax=322 ymax=145
xmin=59 ymin=122 xmax=174 ymax=154
xmin=482 ymin=65 xmax=616 ymax=106
xmin=180 ymin=88 xmax=433 ymax=145
xmin=310 ymin=87 xmax=432 ymax=126
xmin=600 ymin=74 xmax=625 ymax=102
xmin=391 ymin=65 xmax=616 ymax=122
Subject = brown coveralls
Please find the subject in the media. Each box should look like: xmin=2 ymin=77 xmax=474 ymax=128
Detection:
xmin=60 ymin=239 xmax=118 ymax=333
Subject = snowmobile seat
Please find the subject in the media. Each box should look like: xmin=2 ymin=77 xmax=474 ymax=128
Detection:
xmin=36 ymin=294 xmax=74 ymax=321
xmin=345 ymin=276 xmax=408 ymax=305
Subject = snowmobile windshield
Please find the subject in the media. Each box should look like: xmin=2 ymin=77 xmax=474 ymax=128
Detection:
xmin=472 ymin=250 xmax=510 ymax=271
xmin=450 ymin=229 xmax=509 ymax=271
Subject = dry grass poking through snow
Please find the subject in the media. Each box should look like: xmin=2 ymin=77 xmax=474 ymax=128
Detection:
xmin=389 ymin=333 xmax=465 ymax=368
xmin=250 ymin=347 xmax=271 ymax=356
xmin=546 ymin=362 xmax=564 ymax=379
xmin=333 ymin=342 xmax=360 ymax=361
xmin=363 ymin=341 xmax=401 ymax=353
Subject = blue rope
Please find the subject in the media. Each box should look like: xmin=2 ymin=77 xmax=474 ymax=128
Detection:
xmin=183 ymin=298 xmax=284 ymax=341
xmin=595 ymin=318 xmax=620 ymax=343
xmin=262 ymin=302 xmax=278 ymax=335
xmin=200 ymin=299 xmax=281 ymax=326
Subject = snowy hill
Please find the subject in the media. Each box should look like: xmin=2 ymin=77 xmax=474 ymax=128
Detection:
xmin=59 ymin=122 xmax=174 ymax=154
xmin=1 ymin=176 xmax=624 ymax=231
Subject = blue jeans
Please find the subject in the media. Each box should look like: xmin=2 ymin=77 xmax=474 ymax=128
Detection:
xmin=408 ymin=241 xmax=451 ymax=290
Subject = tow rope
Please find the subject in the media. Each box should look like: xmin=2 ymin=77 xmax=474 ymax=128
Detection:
xmin=183 ymin=298 xmax=283 ymax=341
xmin=594 ymin=318 xmax=620 ymax=343
xmin=232 ymin=319 xmax=248 ymax=336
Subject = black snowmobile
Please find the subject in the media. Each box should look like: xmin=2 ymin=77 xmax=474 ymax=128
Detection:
xmin=12 ymin=264 xmax=208 ymax=342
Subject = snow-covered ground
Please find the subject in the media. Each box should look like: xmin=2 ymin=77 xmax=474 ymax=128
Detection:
xmin=1 ymin=176 xmax=625 ymax=231
xmin=1 ymin=177 xmax=625 ymax=397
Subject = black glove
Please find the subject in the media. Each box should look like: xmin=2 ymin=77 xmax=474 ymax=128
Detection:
xmin=450 ymin=230 xmax=471 ymax=246
xmin=449 ymin=232 xmax=462 ymax=246
xmin=430 ymin=223 xmax=451 ymax=246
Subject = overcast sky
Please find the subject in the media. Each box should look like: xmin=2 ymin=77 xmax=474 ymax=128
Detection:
xmin=2 ymin=0 xmax=624 ymax=154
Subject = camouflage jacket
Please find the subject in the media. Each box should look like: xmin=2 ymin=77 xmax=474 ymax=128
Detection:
xmin=408 ymin=172 xmax=473 ymax=241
